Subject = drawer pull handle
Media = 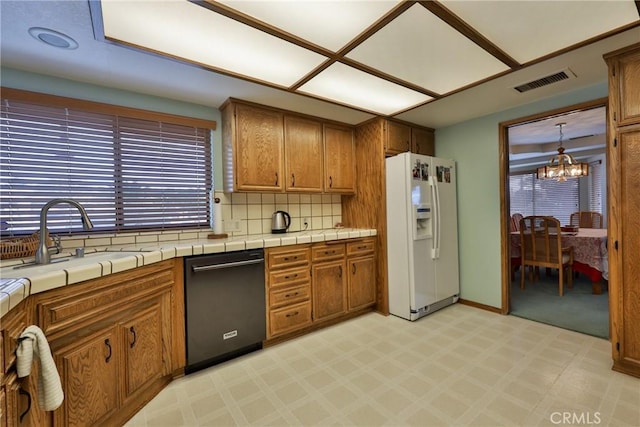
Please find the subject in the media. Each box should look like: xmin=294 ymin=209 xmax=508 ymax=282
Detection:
xmin=129 ymin=326 xmax=137 ymax=348
xmin=291 ymin=173 xmax=295 ymax=187
xmin=329 ymin=176 xmax=333 ymax=188
xmin=285 ymin=292 xmax=299 ymax=298
xmin=275 ymin=172 xmax=278 ymax=186
xmin=286 ymin=311 xmax=299 ymax=317
xmin=352 ymin=264 xmax=356 ymax=274
xmin=105 ymin=338 xmax=112 ymax=363
xmin=338 ymin=265 xmax=342 ymax=278
xmin=284 ymin=274 xmax=298 ymax=279
xmin=19 ymin=388 xmax=31 ymax=423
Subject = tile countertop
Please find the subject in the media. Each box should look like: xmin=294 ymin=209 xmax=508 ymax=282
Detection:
xmin=0 ymin=228 xmax=376 ymax=317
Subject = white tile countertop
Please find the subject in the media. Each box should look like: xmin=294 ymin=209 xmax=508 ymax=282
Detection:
xmin=0 ymin=228 xmax=376 ymax=317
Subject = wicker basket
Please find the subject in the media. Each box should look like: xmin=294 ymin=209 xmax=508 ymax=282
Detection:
xmin=0 ymin=231 xmax=52 ymax=260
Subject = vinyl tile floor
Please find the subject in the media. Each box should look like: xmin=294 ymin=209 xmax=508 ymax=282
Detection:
xmin=126 ymin=304 xmax=639 ymax=427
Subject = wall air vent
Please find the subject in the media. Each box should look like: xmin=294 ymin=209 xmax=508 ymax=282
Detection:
xmin=514 ymin=68 xmax=576 ymax=93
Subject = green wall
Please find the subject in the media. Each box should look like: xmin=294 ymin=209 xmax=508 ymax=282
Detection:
xmin=0 ymin=67 xmax=224 ymax=189
xmin=434 ymin=83 xmax=608 ymax=308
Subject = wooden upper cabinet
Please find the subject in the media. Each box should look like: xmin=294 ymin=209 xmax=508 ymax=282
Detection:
xmin=284 ymin=115 xmax=323 ymax=192
xmin=222 ymin=101 xmax=284 ymax=192
xmin=385 ymin=120 xmax=411 ymax=155
xmin=411 ymin=127 xmax=435 ymax=156
xmin=324 ymin=124 xmax=356 ymax=194
xmin=612 ymin=48 xmax=640 ymax=126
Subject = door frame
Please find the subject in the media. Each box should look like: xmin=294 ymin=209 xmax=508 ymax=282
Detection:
xmin=499 ymin=97 xmax=608 ymax=314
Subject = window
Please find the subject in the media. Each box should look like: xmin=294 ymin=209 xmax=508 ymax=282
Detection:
xmin=588 ymin=160 xmax=604 ymax=214
xmin=509 ymin=172 xmax=579 ymax=225
xmin=1 ymin=89 xmax=215 ymax=236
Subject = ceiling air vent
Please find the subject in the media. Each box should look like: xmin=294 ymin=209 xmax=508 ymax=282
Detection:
xmin=514 ymin=68 xmax=576 ymax=93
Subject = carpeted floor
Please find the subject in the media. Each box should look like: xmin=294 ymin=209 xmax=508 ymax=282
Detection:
xmin=510 ymin=268 xmax=609 ymax=339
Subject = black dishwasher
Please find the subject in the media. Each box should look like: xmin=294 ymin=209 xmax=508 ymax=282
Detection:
xmin=184 ymin=249 xmax=265 ymax=374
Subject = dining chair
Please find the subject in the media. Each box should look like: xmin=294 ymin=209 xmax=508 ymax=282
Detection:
xmin=519 ymin=216 xmax=574 ymax=296
xmin=569 ymin=211 xmax=603 ymax=228
xmin=510 ymin=213 xmax=524 ymax=232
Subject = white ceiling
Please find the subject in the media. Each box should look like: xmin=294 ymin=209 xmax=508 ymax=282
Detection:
xmin=1 ymin=1 xmax=639 ymax=148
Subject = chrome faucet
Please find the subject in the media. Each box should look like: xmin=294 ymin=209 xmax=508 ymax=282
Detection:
xmin=35 ymin=199 xmax=94 ymax=265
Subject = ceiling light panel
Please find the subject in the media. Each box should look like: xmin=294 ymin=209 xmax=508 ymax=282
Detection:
xmin=298 ymin=62 xmax=432 ymax=115
xmin=217 ymin=0 xmax=399 ymax=51
xmin=441 ymin=0 xmax=640 ymax=64
xmin=346 ymin=4 xmax=510 ymax=95
xmin=100 ymin=0 xmax=327 ymax=87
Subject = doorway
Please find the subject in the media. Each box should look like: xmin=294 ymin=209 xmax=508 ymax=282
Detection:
xmin=499 ymin=98 xmax=609 ymax=338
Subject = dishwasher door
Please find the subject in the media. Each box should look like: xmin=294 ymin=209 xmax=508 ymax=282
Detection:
xmin=185 ymin=249 xmax=265 ymax=373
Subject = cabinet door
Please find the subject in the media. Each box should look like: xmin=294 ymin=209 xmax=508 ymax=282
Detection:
xmin=284 ymin=115 xmax=323 ymax=192
xmin=385 ymin=121 xmax=411 ymax=155
xmin=324 ymin=124 xmax=355 ymax=194
xmin=234 ymin=103 xmax=284 ymax=191
xmin=611 ymin=125 xmax=640 ymax=376
xmin=615 ymin=49 xmax=640 ymax=126
xmin=121 ymin=304 xmax=164 ymax=401
xmin=53 ymin=327 xmax=119 ymax=427
xmin=312 ymin=260 xmax=347 ymax=321
xmin=411 ymin=128 xmax=434 ymax=156
xmin=348 ymin=256 xmax=376 ymax=311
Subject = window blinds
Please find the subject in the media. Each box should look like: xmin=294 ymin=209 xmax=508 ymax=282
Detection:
xmin=509 ymin=172 xmax=579 ymax=226
xmin=1 ymin=99 xmax=212 ymax=235
xmin=588 ymin=160 xmax=603 ymax=214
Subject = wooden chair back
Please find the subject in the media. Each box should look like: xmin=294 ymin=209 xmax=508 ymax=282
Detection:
xmin=510 ymin=213 xmax=524 ymax=232
xmin=569 ymin=211 xmax=603 ymax=228
xmin=519 ymin=216 xmax=573 ymax=296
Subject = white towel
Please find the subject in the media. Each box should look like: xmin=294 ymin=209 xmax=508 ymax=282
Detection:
xmin=16 ymin=325 xmax=64 ymax=411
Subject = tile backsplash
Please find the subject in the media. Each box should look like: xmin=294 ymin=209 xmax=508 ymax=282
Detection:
xmin=215 ymin=191 xmax=343 ymax=237
xmin=45 ymin=192 xmax=343 ymax=251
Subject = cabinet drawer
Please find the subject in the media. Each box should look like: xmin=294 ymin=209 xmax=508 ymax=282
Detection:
xmin=269 ymin=267 xmax=310 ymax=288
xmin=312 ymin=243 xmax=345 ymax=262
xmin=267 ymin=246 xmax=311 ymax=270
xmin=269 ymin=284 xmax=310 ymax=309
xmin=346 ymin=238 xmax=375 ymax=257
xmin=269 ymin=302 xmax=312 ymax=337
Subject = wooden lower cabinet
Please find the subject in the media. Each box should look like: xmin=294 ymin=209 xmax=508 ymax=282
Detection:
xmin=54 ymin=326 xmax=119 ymax=427
xmin=31 ymin=259 xmax=180 ymax=426
xmin=266 ymin=245 xmax=312 ymax=338
xmin=312 ymin=258 xmax=347 ymax=321
xmin=266 ymin=238 xmax=376 ymax=342
xmin=121 ymin=304 xmax=165 ymax=401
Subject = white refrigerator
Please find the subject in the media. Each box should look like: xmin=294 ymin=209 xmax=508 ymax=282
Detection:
xmin=386 ymin=152 xmax=460 ymax=321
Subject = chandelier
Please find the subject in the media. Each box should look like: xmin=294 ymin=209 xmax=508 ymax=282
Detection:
xmin=536 ymin=122 xmax=589 ymax=181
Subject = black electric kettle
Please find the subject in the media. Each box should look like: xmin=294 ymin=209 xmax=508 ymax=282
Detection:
xmin=271 ymin=210 xmax=291 ymax=234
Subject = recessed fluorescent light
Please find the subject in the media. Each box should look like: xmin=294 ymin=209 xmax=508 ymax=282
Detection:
xmin=100 ymin=0 xmax=326 ymax=88
xmin=28 ymin=27 xmax=78 ymax=50
xmin=298 ymin=62 xmax=432 ymax=115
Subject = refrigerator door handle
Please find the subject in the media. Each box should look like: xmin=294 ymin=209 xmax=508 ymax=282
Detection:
xmin=430 ymin=177 xmax=439 ymax=259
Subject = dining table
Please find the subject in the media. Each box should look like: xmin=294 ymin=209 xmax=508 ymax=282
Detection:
xmin=511 ymin=228 xmax=608 ymax=294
